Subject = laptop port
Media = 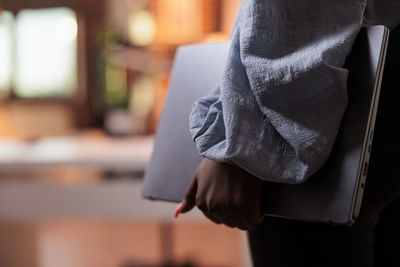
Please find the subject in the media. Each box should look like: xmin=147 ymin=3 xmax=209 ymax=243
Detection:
xmin=362 ymin=161 xmax=369 ymax=176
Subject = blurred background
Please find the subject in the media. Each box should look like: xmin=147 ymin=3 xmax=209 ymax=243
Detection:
xmin=0 ymin=1 xmax=251 ymax=267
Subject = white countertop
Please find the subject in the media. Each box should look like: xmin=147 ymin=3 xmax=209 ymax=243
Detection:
xmin=0 ymin=136 xmax=154 ymax=171
xmin=0 ymin=136 xmax=206 ymax=220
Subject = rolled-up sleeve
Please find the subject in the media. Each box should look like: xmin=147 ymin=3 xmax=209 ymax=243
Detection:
xmin=189 ymin=0 xmax=367 ymax=184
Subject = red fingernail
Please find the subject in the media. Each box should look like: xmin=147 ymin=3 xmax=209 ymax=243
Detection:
xmin=175 ymin=203 xmax=183 ymax=218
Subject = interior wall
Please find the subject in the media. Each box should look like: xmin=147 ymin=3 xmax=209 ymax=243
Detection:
xmin=0 ymin=222 xmax=39 ymax=267
xmin=221 ymin=0 xmax=241 ymax=35
xmin=0 ymin=102 xmax=75 ymax=139
xmin=40 ymin=220 xmax=245 ymax=267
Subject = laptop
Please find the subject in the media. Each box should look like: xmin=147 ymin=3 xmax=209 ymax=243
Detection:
xmin=141 ymin=26 xmax=389 ymax=225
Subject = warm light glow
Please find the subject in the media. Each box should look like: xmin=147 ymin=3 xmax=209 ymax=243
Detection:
xmin=128 ymin=10 xmax=156 ymax=46
xmin=154 ymin=0 xmax=203 ymax=44
xmin=130 ymin=75 xmax=156 ymax=116
xmin=201 ymin=32 xmax=230 ymax=43
xmin=56 ymin=16 xmax=77 ymax=43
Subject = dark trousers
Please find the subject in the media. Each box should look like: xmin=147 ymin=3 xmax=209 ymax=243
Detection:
xmin=248 ymin=169 xmax=400 ymax=267
xmin=248 ymin=26 xmax=400 ymax=267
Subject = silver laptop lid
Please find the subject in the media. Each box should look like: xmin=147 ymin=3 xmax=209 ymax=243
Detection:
xmin=141 ymin=26 xmax=389 ymax=225
xmin=141 ymin=42 xmax=230 ymax=202
xmin=262 ymin=26 xmax=389 ymax=225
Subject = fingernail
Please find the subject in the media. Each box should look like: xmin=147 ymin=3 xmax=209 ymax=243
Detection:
xmin=175 ymin=203 xmax=183 ymax=218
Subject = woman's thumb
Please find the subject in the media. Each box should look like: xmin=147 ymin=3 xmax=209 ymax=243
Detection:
xmin=180 ymin=177 xmax=197 ymax=214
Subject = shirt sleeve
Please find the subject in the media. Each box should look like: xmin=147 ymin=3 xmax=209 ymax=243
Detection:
xmin=363 ymin=0 xmax=400 ymax=30
xmin=189 ymin=0 xmax=367 ymax=184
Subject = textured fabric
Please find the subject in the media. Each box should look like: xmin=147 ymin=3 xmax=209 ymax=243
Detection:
xmin=189 ymin=0 xmax=400 ymax=184
xmin=248 ymin=26 xmax=400 ymax=267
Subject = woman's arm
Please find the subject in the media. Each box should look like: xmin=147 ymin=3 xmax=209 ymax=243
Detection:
xmin=189 ymin=0 xmax=367 ymax=184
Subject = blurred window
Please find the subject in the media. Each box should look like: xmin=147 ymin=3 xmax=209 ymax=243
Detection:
xmin=0 ymin=11 xmax=14 ymax=95
xmin=0 ymin=7 xmax=77 ymax=98
xmin=15 ymin=8 xmax=77 ymax=97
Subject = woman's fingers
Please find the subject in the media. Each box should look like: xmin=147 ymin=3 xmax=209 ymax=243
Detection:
xmin=180 ymin=176 xmax=198 ymax=214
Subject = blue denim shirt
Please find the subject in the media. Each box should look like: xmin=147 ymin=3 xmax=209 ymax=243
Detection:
xmin=189 ymin=0 xmax=400 ymax=184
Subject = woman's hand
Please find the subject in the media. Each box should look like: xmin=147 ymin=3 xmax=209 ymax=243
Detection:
xmin=179 ymin=158 xmax=264 ymax=230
